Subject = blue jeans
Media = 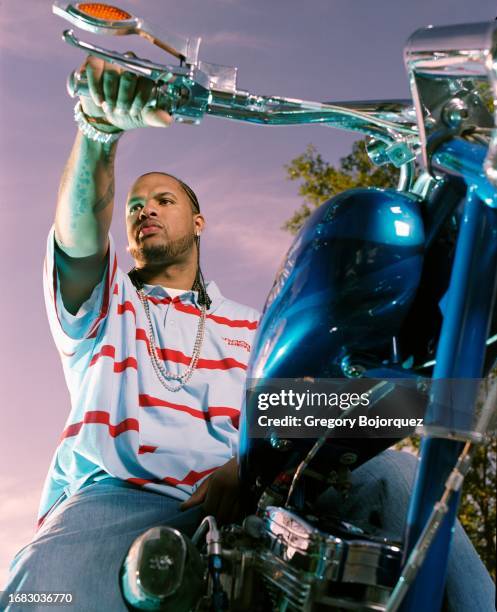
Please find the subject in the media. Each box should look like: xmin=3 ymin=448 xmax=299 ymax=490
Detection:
xmin=2 ymin=451 xmax=495 ymax=611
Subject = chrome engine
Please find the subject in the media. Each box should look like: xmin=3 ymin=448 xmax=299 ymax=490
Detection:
xmin=198 ymin=507 xmax=402 ymax=612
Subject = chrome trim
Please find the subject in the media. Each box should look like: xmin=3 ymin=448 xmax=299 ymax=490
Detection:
xmin=404 ymin=21 xmax=497 ymax=186
xmin=262 ymin=507 xmax=402 ymax=590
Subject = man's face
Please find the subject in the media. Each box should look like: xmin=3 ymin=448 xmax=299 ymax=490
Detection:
xmin=125 ymin=173 xmax=204 ymax=266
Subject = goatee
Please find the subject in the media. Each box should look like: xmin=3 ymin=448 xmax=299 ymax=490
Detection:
xmin=129 ymin=233 xmax=196 ymax=265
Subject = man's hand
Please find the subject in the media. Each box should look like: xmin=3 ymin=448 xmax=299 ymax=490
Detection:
xmin=180 ymin=458 xmax=242 ymax=526
xmin=80 ymin=55 xmax=172 ymax=131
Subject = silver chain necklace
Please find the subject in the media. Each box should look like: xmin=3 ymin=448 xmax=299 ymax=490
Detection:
xmin=137 ymin=288 xmax=207 ymax=392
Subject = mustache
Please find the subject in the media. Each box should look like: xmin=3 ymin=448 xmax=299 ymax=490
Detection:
xmin=136 ymin=220 xmax=165 ymax=238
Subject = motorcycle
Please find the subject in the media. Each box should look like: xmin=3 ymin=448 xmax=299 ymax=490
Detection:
xmin=52 ymin=3 xmax=497 ymax=610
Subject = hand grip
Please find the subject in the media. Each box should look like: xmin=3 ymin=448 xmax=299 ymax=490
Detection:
xmin=66 ymin=69 xmax=178 ymax=114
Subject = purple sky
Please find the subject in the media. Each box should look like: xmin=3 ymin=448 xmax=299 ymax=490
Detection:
xmin=1 ymin=0 xmax=496 ymax=585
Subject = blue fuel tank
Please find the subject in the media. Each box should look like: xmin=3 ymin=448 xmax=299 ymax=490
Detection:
xmin=240 ymin=188 xmax=425 ymax=495
xmin=248 ymin=188 xmax=425 ymax=380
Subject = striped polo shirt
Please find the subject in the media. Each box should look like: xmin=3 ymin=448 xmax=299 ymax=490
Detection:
xmin=39 ymin=228 xmax=260 ymax=525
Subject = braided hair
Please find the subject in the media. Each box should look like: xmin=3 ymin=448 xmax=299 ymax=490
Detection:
xmin=129 ymin=172 xmax=211 ymax=310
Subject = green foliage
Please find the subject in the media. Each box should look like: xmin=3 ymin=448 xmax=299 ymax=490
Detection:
xmin=459 ymin=438 xmax=496 ymax=581
xmin=284 ymin=140 xmax=497 ymax=579
xmin=283 ymin=140 xmax=399 ymax=234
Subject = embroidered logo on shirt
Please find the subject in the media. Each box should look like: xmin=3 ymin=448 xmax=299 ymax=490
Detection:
xmin=223 ymin=337 xmax=251 ymax=352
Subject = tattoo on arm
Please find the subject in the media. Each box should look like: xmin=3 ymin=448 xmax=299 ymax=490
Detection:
xmin=93 ymin=143 xmax=116 ymax=212
xmin=71 ymin=144 xmax=116 ymax=217
xmin=94 ymin=180 xmax=115 ymax=212
xmin=60 ymin=136 xmax=118 ymax=239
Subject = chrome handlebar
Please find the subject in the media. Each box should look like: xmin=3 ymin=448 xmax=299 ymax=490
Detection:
xmin=54 ymin=4 xmax=497 ymax=187
xmin=63 ymin=29 xmax=419 ymax=180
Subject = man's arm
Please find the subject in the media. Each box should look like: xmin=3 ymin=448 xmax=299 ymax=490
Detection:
xmin=53 ymin=56 xmax=171 ymax=315
xmin=54 ymin=132 xmax=117 ymax=314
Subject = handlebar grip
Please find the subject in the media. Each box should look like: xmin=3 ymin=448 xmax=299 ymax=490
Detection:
xmin=66 ymin=69 xmax=175 ymax=113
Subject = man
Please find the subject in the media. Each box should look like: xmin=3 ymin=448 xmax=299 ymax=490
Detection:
xmin=3 ymin=57 xmax=495 ymax=611
xmin=3 ymin=57 xmax=259 ymax=610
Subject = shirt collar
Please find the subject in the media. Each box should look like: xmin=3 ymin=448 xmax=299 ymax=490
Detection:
xmin=140 ymin=280 xmax=224 ymax=311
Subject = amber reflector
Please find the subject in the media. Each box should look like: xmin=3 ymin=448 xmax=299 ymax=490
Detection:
xmin=76 ymin=3 xmax=132 ymax=21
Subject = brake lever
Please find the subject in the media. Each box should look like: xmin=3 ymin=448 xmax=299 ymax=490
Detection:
xmin=62 ymin=29 xmax=176 ymax=83
xmin=63 ymin=29 xmax=219 ymax=124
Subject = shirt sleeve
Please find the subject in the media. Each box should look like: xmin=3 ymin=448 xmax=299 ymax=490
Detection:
xmin=43 ymin=226 xmax=118 ymax=358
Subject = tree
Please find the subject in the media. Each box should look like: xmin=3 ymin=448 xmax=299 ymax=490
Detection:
xmin=283 ymin=140 xmax=399 ymax=234
xmin=459 ymin=436 xmax=496 ymax=579
xmin=283 ymin=140 xmax=497 ymax=580
xmin=458 ymin=374 xmax=497 ymax=580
